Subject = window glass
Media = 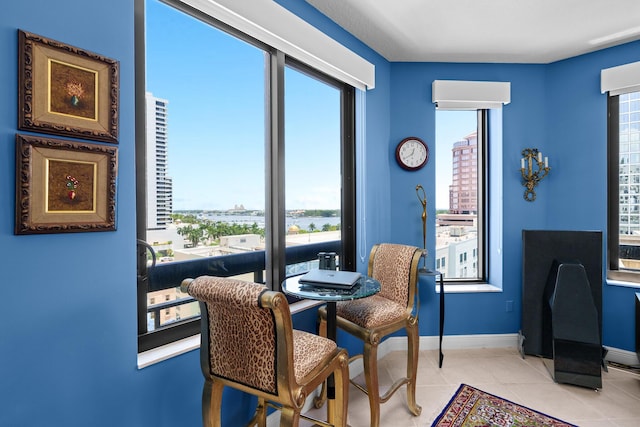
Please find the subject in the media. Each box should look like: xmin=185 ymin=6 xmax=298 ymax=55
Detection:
xmin=142 ymin=0 xmax=266 ymax=332
xmin=284 ymin=66 xmax=341 ymax=272
xmin=435 ymin=110 xmax=484 ymax=281
xmin=613 ymin=91 xmax=640 ymax=274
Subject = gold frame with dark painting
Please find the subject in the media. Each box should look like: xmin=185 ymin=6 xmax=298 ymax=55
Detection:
xmin=18 ymin=30 xmax=119 ymax=143
xmin=15 ymin=134 xmax=118 ymax=234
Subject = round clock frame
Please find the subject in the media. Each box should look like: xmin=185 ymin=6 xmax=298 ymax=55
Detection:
xmin=395 ymin=137 xmax=429 ymax=171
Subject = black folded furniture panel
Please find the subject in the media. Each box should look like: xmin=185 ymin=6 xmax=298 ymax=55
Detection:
xmin=544 ymin=261 xmax=602 ymax=389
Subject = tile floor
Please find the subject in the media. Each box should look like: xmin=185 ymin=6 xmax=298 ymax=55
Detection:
xmin=300 ymin=347 xmax=640 ymax=427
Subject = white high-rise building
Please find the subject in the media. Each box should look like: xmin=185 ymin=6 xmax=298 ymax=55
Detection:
xmin=145 ymin=92 xmax=173 ymax=230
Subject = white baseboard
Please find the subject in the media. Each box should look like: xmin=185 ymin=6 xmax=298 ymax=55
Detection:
xmin=266 ymin=333 xmax=519 ymax=426
xmin=266 ymin=334 xmax=638 ymax=426
xmin=420 ymin=333 xmax=521 ymax=351
xmin=604 ymin=345 xmax=639 ymax=366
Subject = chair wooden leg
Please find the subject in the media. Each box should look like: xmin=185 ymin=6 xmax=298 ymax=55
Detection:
xmin=313 ymin=380 xmax=327 ymax=409
xmin=279 ymin=407 xmax=301 ymax=427
xmin=202 ymin=378 xmax=224 ymax=427
xmin=406 ymin=322 xmax=422 ymax=416
xmin=363 ymin=341 xmax=381 ymax=427
xmin=331 ymin=355 xmax=350 ymax=427
xmin=255 ymin=398 xmax=268 ymax=427
xmin=314 ymin=315 xmax=329 ymax=409
xmin=318 ymin=314 xmax=327 ymax=338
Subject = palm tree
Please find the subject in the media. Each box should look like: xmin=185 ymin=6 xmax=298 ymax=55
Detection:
xmin=177 ymin=224 xmax=204 ymax=247
xmin=250 ymin=222 xmax=263 ymax=237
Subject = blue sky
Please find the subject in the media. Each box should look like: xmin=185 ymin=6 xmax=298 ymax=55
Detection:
xmin=146 ymin=0 xmax=474 ymax=212
xmin=146 ymin=0 xmax=341 ymax=211
xmin=146 ymin=0 xmax=263 ymax=210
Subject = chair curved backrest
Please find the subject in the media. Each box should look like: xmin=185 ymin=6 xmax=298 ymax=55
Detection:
xmin=182 ymin=276 xmax=349 ymax=427
xmin=187 ymin=277 xmax=279 ymax=394
xmin=368 ymin=242 xmax=422 ymax=316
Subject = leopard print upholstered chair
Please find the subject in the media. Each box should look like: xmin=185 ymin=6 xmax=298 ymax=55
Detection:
xmin=181 ymin=276 xmax=349 ymax=427
xmin=318 ymin=243 xmax=422 ymax=427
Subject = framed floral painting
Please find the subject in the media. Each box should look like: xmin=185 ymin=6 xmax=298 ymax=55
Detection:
xmin=18 ymin=30 xmax=119 ymax=143
xmin=15 ymin=134 xmax=118 ymax=234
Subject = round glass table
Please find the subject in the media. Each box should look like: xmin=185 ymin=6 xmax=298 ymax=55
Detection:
xmin=282 ymin=273 xmax=380 ymax=344
xmin=282 ymin=273 xmax=380 ymax=411
xmin=282 ymin=274 xmax=380 ymax=303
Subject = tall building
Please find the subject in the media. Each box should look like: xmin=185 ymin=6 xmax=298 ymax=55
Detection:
xmin=435 ymin=129 xmax=479 ymax=279
xmin=145 ymin=92 xmax=173 ymax=230
xmin=449 ymin=131 xmax=478 ymax=214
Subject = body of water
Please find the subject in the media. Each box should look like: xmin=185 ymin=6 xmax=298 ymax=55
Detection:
xmin=203 ymin=214 xmax=340 ymax=232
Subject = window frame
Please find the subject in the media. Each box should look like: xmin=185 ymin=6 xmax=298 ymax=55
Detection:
xmin=135 ymin=0 xmax=356 ymax=352
xmin=608 ymin=94 xmax=621 ymax=275
xmin=607 ymin=92 xmax=640 ymax=284
xmin=436 ymin=109 xmax=488 ymax=284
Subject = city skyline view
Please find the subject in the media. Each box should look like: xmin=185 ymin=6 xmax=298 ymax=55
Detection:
xmin=143 ymin=0 xmax=485 ymax=329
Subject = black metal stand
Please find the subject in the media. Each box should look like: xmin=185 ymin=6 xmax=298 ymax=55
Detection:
xmin=326 ymin=301 xmax=336 ymax=399
xmin=421 ymin=269 xmax=445 ymax=368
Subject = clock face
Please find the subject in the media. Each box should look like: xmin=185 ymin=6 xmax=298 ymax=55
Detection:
xmin=396 ymin=137 xmax=429 ymax=171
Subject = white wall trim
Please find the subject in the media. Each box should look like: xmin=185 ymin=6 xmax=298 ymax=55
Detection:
xmin=137 ymin=334 xmax=200 ymax=369
xmin=432 ymin=80 xmax=511 ymax=110
xmin=138 ymin=332 xmax=639 ymax=373
xmin=601 ymin=60 xmax=640 ymax=95
xmin=604 ymin=345 xmax=640 ymax=366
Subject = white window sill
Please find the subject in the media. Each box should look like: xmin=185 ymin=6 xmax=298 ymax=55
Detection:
xmin=288 ymin=299 xmax=325 ymax=314
xmin=137 ymin=334 xmax=200 ymax=369
xmin=607 ymin=279 xmax=640 ymax=289
xmin=437 ymin=283 xmax=502 ymax=293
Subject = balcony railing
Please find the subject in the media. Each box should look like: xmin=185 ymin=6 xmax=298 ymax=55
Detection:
xmin=138 ymin=240 xmax=341 ymax=352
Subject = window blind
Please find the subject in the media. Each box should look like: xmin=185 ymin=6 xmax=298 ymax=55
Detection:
xmin=601 ymin=61 xmax=640 ymax=95
xmin=432 ymin=80 xmax=511 ymax=110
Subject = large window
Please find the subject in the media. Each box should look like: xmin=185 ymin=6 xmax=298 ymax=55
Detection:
xmin=435 ymin=110 xmax=487 ymax=282
xmin=608 ymin=91 xmax=640 ymax=282
xmin=136 ymin=0 xmax=356 ymax=352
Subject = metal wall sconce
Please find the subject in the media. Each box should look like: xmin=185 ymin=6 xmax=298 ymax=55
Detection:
xmin=520 ymin=148 xmax=550 ymax=201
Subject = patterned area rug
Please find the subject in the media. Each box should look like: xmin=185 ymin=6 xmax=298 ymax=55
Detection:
xmin=431 ymin=384 xmax=577 ymax=427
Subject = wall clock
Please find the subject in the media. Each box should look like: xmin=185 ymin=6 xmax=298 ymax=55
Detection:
xmin=395 ymin=137 xmax=429 ymax=171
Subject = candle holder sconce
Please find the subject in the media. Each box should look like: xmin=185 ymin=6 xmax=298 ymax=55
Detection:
xmin=520 ymin=148 xmax=550 ymax=202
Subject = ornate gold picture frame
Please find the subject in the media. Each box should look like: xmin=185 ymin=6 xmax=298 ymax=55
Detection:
xmin=15 ymin=134 xmax=118 ymax=234
xmin=18 ymin=30 xmax=119 ymax=143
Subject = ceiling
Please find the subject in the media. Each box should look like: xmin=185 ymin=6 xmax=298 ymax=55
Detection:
xmin=304 ymin=0 xmax=640 ymax=63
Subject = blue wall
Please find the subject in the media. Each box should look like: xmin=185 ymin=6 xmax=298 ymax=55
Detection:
xmin=387 ymin=62 xmax=551 ymax=338
xmin=382 ymin=43 xmax=640 ymax=348
xmin=0 ymin=1 xmax=206 ymax=426
xmin=2 ymin=0 xmax=639 ymax=425
xmin=545 ymin=42 xmax=640 ymax=351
